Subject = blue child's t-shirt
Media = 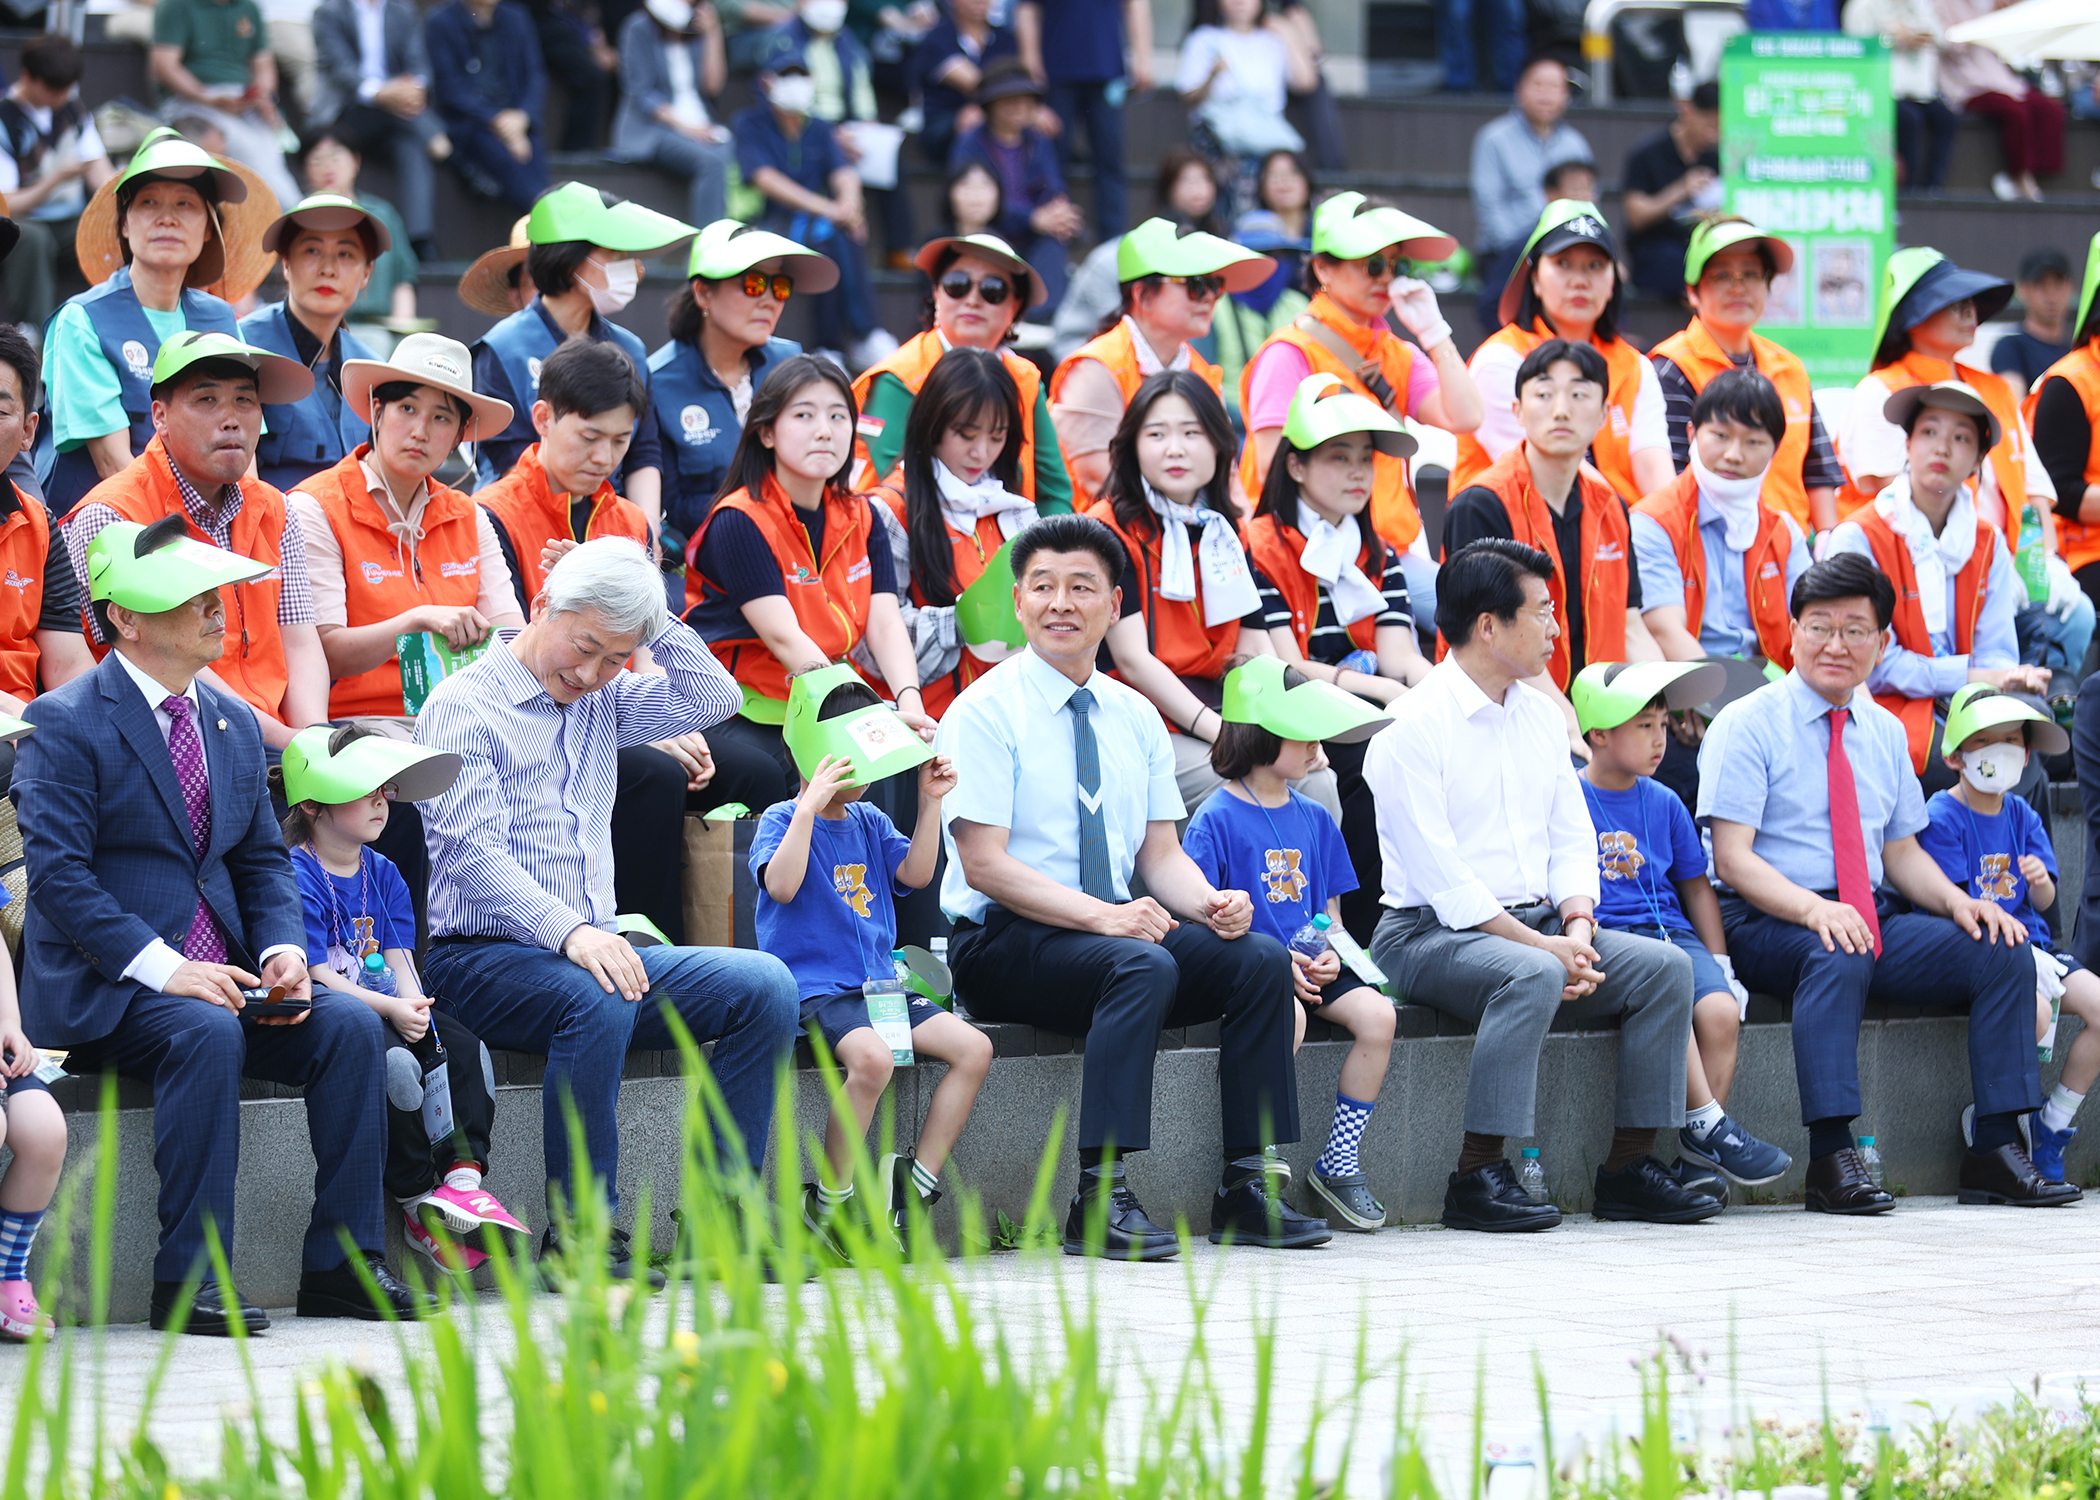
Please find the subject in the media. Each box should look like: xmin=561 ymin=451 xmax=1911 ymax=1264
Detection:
xmin=291 ymin=845 xmax=417 ymax=975
xmin=1181 ymin=786 xmax=1357 ymax=947
xmin=1918 ymin=789 xmax=2057 ymax=948
xmin=1581 ymin=777 xmax=1707 ymax=934
xmin=750 ymin=798 xmax=915 ymax=1001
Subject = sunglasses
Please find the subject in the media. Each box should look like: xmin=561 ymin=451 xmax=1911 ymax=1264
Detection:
xmin=1166 ymin=274 xmax=1226 ymax=299
xmin=740 ymin=271 xmax=794 ymax=301
xmin=1356 ymin=251 xmax=1407 ymax=277
xmin=938 ymin=270 xmax=1012 ymax=305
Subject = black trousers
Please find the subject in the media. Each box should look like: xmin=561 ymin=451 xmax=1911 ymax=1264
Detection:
xmin=385 ymin=1010 xmax=497 ymax=1202
xmin=1325 ymin=737 xmax=1383 ymax=947
xmin=949 ymin=909 xmax=1300 ymax=1154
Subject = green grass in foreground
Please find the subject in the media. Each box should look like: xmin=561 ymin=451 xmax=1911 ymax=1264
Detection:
xmin=5 ymin=1030 xmax=2100 ymax=1500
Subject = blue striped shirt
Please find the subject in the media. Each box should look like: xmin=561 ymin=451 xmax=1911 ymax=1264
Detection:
xmin=415 ymin=620 xmax=741 ymax=948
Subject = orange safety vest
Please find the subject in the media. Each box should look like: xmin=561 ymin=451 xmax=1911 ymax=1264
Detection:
xmin=848 ymin=329 xmax=1045 ymax=500
xmin=1855 ymin=504 xmax=1992 ymax=773
xmin=1441 ymin=444 xmax=1628 ymax=690
xmin=66 ymin=437 xmax=292 ymax=718
xmin=1049 ymin=321 xmax=1224 ymax=512
xmin=1236 ymin=293 xmax=1422 ymax=550
xmin=1648 ymin=320 xmax=1819 ymax=533
xmin=689 ymin=472 xmax=875 ymax=712
xmin=297 ymin=448 xmax=486 ymax=719
xmin=2024 ymin=339 xmax=2100 ymax=572
xmin=0 ymin=484 xmax=51 ymax=703
xmin=870 ymin=463 xmax=1005 ymax=719
xmin=1632 ymin=469 xmax=1795 ymax=670
xmin=478 ymin=443 xmax=651 ymax=609
xmin=1451 ymin=320 xmax=1648 ymax=505
xmin=1240 ymin=510 xmax=1386 ymax=659
xmin=1837 ymin=352 xmax=2030 ymax=549
xmin=1088 ymin=498 xmax=1241 ymax=691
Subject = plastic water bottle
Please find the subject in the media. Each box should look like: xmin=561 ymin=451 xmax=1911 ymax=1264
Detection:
xmin=2016 ymin=500 xmax=2049 ymax=603
xmin=1519 ymin=1147 xmax=1548 ymax=1204
xmin=362 ymin=949 xmax=397 ymax=998
xmin=1857 ymin=1135 xmax=1885 ymax=1190
xmin=1337 ymin=648 xmax=1380 ymax=680
xmin=1288 ymin=913 xmax=1332 ymax=960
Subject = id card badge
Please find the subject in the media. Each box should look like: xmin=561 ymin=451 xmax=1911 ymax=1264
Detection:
xmin=863 ymin=978 xmax=915 ymax=1066
xmin=420 ymin=1037 xmax=456 ymax=1145
xmin=1327 ymin=928 xmax=1390 ymax=990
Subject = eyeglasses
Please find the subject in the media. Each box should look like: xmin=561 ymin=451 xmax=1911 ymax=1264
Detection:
xmin=1356 ymin=251 xmax=1406 ymax=277
xmin=739 ymin=271 xmax=795 ymax=301
xmin=1166 ymin=273 xmax=1225 ymax=299
xmin=1701 ymin=268 xmax=1769 ymax=289
xmin=1799 ymin=623 xmax=1880 ymax=648
xmin=938 ymin=271 xmax=1011 ymax=305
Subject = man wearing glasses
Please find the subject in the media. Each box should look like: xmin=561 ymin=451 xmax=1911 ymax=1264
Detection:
xmin=1702 ymin=552 xmax=2056 ymax=1213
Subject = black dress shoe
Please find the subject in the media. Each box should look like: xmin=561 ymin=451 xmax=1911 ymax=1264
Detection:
xmin=297 ymin=1252 xmax=440 ymax=1321
xmin=1441 ymin=1160 xmax=1562 ymax=1232
xmin=1593 ymin=1155 xmax=1724 ymax=1224
xmin=150 ymin=1279 xmax=269 ymax=1336
xmin=1209 ymin=1159 xmax=1331 ymax=1248
xmin=1062 ymin=1174 xmax=1179 ymax=1261
xmin=1958 ymin=1143 xmax=2085 ymax=1207
xmin=539 ymin=1224 xmax=668 ymax=1289
xmin=1803 ymin=1147 xmax=1895 ymax=1215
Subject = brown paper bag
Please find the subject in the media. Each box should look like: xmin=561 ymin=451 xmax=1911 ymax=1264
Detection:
xmin=681 ymin=815 xmax=760 ymax=949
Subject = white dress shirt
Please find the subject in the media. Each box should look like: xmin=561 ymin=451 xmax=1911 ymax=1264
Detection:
xmin=1363 ymin=655 xmax=1601 ymax=928
xmin=354 ymin=0 xmax=392 ymax=99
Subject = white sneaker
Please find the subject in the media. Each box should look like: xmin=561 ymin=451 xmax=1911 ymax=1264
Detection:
xmin=1992 ymin=172 xmax=2020 ymax=201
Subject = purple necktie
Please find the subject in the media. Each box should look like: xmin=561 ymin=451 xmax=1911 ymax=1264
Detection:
xmin=162 ymin=696 xmax=227 ymax=964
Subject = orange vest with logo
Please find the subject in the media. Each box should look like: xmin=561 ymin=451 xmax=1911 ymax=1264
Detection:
xmin=1088 ymin=498 xmax=1241 ymax=688
xmin=1856 ymin=504 xmax=1992 ymax=772
xmin=1649 ymin=320 xmax=1818 ymax=533
xmin=1632 ymin=469 xmax=1795 ymax=670
xmin=871 ymin=462 xmax=1004 ymax=719
xmin=1050 ymin=321 xmax=1224 ymax=511
xmin=1240 ymin=511 xmax=1385 ymax=659
xmin=1837 ymin=352 xmax=2030 ymax=550
xmin=848 ymin=329 xmax=1044 ymax=500
xmin=67 ymin=438 xmax=292 ymax=718
xmin=1236 ymin=293 xmax=1421 ymax=550
xmin=1452 ymin=321 xmax=1647 ymax=505
xmin=689 ymin=473 xmax=875 ymax=709
xmin=297 ymin=448 xmax=485 ymax=718
xmin=478 ymin=443 xmax=650 ymax=609
xmin=0 ymin=484 xmax=51 ymax=703
xmin=2024 ymin=340 xmax=2100 ymax=572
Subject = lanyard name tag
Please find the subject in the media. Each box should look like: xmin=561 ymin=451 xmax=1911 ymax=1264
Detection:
xmin=421 ymin=1039 xmax=456 ymax=1145
xmin=1326 ymin=927 xmax=1389 ymax=989
xmin=863 ymin=977 xmax=915 ymax=1066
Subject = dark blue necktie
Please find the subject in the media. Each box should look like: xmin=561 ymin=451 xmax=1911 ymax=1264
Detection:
xmin=1069 ymin=688 xmax=1115 ymax=901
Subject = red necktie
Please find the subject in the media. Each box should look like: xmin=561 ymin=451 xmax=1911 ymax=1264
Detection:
xmin=1825 ymin=707 xmax=1882 ymax=958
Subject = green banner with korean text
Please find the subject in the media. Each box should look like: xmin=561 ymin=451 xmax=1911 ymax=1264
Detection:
xmin=1720 ymin=33 xmax=1894 ymax=388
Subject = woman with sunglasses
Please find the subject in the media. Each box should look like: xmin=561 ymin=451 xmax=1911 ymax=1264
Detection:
xmin=647 ymin=220 xmax=838 ymax=565
xmin=1048 ymin=218 xmax=1273 ymax=510
xmin=848 ymin=232 xmax=1072 ymax=514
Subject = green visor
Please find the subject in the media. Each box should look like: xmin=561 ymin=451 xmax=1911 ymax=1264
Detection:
xmin=1498 ymin=198 xmax=1618 ymax=326
xmin=1282 ymin=373 xmax=1415 ymax=458
xmin=528 ymin=181 xmax=697 ymax=256
xmin=1942 ymin=683 xmax=2070 ymax=759
xmin=116 ymin=126 xmax=249 ymax=204
xmin=1221 ymin=656 xmax=1391 ymax=745
xmin=0 ymin=716 xmax=31 ymax=743
xmin=781 ymin=663 xmax=935 ymax=787
xmin=150 ymin=330 xmax=315 ymax=403
xmin=1116 ymin=217 xmax=1276 ymax=295
xmin=1311 ymin=191 xmax=1456 ymax=265
xmin=686 ymin=218 xmax=840 ymax=293
xmin=1570 ymin=660 xmax=1726 ymax=735
xmin=2076 ymin=229 xmax=2100 ymax=346
xmin=280 ymin=725 xmax=463 ymax=807
xmin=88 ymin=521 xmax=271 ymax=614
xmin=955 ymin=539 xmax=1024 ymax=649
xmin=617 ymin=913 xmax=672 ymax=948
xmin=259 ymin=192 xmax=391 ymax=257
xmin=1684 ymin=215 xmax=1794 ymax=287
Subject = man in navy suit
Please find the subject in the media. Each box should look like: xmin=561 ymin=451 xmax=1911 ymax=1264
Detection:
xmin=12 ymin=514 xmax=434 ymax=1334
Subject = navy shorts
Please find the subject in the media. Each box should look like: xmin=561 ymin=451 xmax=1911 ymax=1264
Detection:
xmin=4 ymin=1070 xmax=51 ymax=1100
xmin=1308 ymin=974 xmax=1382 ymax=1010
xmin=802 ymin=989 xmax=944 ymax=1052
xmin=1613 ymin=924 xmax=1735 ymax=1013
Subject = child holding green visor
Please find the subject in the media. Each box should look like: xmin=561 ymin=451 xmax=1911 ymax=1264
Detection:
xmin=272 ymin=725 xmax=531 ymax=1273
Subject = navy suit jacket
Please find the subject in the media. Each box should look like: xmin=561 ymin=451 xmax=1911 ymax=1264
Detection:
xmin=12 ymin=652 xmax=304 ymax=1046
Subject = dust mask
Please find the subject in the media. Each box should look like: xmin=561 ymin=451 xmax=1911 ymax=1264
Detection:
xmin=768 ymin=74 xmax=817 ymax=114
xmin=585 ymin=257 xmax=640 ymax=316
xmin=801 ymin=0 xmax=847 ymax=32
xmin=1960 ymin=742 xmax=2027 ymax=795
xmin=645 ymin=0 xmax=693 ymax=28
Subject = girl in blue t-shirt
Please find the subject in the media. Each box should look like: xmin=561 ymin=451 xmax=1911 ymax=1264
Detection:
xmin=272 ymin=726 xmax=529 ymax=1275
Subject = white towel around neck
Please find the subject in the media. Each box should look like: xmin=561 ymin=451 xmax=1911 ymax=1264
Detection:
xmin=1295 ymin=502 xmax=1386 ymax=625
xmin=1145 ymin=481 xmax=1262 ymax=627
xmin=1874 ymin=474 xmax=1977 ymax=639
xmin=933 ymin=459 xmax=1037 ymax=543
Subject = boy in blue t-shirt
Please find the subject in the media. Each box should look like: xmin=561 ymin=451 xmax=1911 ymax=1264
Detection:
xmin=1920 ymin=685 xmax=2099 ymax=1185
xmin=751 ymin=671 xmax=988 ymax=1257
xmin=1572 ymin=662 xmax=1791 ymax=1195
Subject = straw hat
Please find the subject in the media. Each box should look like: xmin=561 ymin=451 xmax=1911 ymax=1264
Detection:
xmin=340 ymin=331 xmax=515 ymax=442
xmin=458 ymin=216 xmax=531 ymax=319
xmin=76 ymin=146 xmax=282 ymax=302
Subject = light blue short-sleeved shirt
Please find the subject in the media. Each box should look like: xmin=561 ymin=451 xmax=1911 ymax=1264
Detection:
xmin=1630 ymin=505 xmax=1810 ymax=659
xmin=936 ymin=647 xmax=1184 ymax=925
xmin=1824 ymin=514 xmax=2021 ymax=701
xmin=1696 ymin=671 xmax=1927 ymax=892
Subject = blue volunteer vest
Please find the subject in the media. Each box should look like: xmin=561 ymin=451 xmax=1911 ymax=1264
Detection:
xmin=43 ymin=268 xmax=238 ymax=512
xmin=237 ymin=302 xmax=376 ymax=495
xmin=472 ymin=300 xmax=651 ymax=489
xmin=645 ymin=334 xmax=800 ymax=542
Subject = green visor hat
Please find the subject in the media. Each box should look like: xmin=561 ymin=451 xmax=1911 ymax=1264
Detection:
xmin=0 ymin=716 xmax=31 ymax=743
xmin=116 ymin=126 xmax=249 ymax=204
xmin=1498 ymin=198 xmax=1618 ymax=326
xmin=686 ymin=218 xmax=840 ymax=293
xmin=782 ymin=664 xmax=935 ymax=787
xmin=88 ymin=521 xmax=271 ymax=614
xmin=259 ymin=192 xmax=391 ymax=258
xmin=1282 ymin=372 xmax=1416 ymax=458
xmin=1684 ymin=215 xmax=1794 ymax=287
xmin=2075 ymin=229 xmax=2100 ymax=346
xmin=280 ymin=725 xmax=464 ymax=807
xmin=1116 ymin=217 xmax=1276 ymax=295
xmin=150 ymin=329 xmax=315 ymax=403
xmin=1570 ymin=660 xmax=1727 ymax=736
xmin=1312 ymin=191 xmax=1456 ymax=266
xmin=528 ymin=181 xmax=697 ymax=256
xmin=1942 ymin=683 xmax=2070 ymax=759
xmin=1221 ymin=656 xmax=1391 ymax=745
xmin=1870 ymin=247 xmax=2013 ymax=368
xmin=955 ymin=539 xmax=1024 ymax=649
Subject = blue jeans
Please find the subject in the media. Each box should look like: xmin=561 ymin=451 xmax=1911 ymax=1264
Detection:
xmin=1046 ymin=80 xmax=1127 ymax=238
xmin=1437 ymin=0 xmax=1526 ymax=94
xmin=2017 ymin=596 xmax=2096 ymax=673
xmin=424 ymin=939 xmax=800 ymax=1208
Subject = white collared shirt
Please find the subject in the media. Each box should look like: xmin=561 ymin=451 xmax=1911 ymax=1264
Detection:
xmin=1125 ymin=316 xmax=1193 ymax=378
xmin=1363 ymin=656 xmax=1601 ymax=928
xmin=354 ymin=0 xmax=391 ymax=95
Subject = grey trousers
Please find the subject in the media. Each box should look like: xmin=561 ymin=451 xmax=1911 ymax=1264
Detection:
xmin=619 ymin=126 xmax=733 ymax=229
xmin=1371 ymin=903 xmax=1693 ymax=1137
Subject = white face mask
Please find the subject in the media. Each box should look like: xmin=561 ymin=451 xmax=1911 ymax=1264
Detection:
xmin=1688 ymin=442 xmax=1766 ymax=512
xmin=801 ymin=0 xmax=847 ymax=31
xmin=768 ymin=74 xmax=817 ymax=114
xmin=585 ymin=257 xmax=640 ymax=316
xmin=1960 ymin=741 xmax=2027 ymax=795
xmin=645 ymin=0 xmax=693 ymax=28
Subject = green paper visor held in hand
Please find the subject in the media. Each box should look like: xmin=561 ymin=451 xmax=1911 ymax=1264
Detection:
xmin=528 ymin=180 xmax=698 ymax=257
xmin=1569 ymin=660 xmax=1728 ymax=736
xmin=955 ymin=539 xmax=1025 ymax=655
xmin=686 ymin=217 xmax=841 ymax=293
xmin=1220 ymin=656 xmax=1392 ymax=744
xmin=1115 ymin=216 xmax=1276 ymax=294
xmin=1942 ymin=683 xmax=2070 ymax=759
xmin=782 ymin=663 xmax=935 ymax=787
xmin=280 ymin=725 xmax=464 ymax=806
xmin=895 ymin=943 xmax=953 ymax=1001
xmin=87 ymin=520 xmax=273 ymax=614
xmin=1283 ymin=372 xmax=1417 ymax=458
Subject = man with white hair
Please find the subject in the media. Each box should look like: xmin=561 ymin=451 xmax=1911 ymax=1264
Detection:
xmin=415 ymin=536 xmax=800 ymax=1286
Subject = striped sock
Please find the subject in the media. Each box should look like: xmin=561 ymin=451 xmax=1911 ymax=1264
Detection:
xmin=818 ymin=1180 xmax=853 ymax=1209
xmin=0 ymin=1207 xmax=45 ymax=1281
xmin=1315 ymin=1094 xmax=1377 ymax=1177
xmin=909 ymin=1160 xmax=939 ymax=1199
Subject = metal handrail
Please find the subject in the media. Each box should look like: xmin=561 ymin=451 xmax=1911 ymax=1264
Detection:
xmin=1583 ymin=0 xmax=1747 ymax=103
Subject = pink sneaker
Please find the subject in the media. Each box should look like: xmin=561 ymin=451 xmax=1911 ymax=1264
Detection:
xmin=422 ymin=1183 xmax=530 ymax=1244
xmin=0 ymin=1279 xmax=51 ymax=1341
xmin=404 ymin=1212 xmax=488 ymax=1275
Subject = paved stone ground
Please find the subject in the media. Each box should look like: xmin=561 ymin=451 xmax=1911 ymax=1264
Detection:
xmin=4 ymin=1197 xmax=2098 ymax=1491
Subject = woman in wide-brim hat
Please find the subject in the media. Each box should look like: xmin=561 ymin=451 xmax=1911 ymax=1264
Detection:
xmin=457 ymin=216 xmax=533 ymax=320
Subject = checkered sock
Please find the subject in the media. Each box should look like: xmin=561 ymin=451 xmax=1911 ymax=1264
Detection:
xmin=0 ymin=1207 xmax=45 ymax=1281
xmin=1315 ymin=1093 xmax=1376 ymax=1177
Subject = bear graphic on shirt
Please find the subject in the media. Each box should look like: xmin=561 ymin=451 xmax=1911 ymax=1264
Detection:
xmin=834 ymin=863 xmax=874 ymax=918
xmin=1598 ymin=831 xmax=1645 ymax=881
xmin=1262 ymin=848 xmax=1308 ymax=904
xmin=1978 ymin=853 xmax=2017 ymax=902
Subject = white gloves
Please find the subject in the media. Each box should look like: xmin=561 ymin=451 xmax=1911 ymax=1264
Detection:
xmin=1713 ymin=952 xmax=1751 ymax=1018
xmin=1388 ymin=276 xmax=1452 ymax=353
xmin=2035 ymin=943 xmax=2069 ymax=1003
xmin=2045 ymin=553 xmax=2083 ymax=622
